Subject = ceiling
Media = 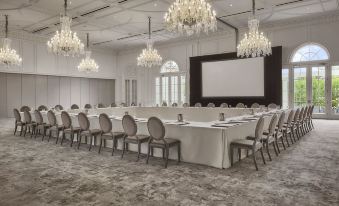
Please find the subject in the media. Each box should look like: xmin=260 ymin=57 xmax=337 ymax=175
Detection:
xmin=0 ymin=0 xmax=338 ymax=51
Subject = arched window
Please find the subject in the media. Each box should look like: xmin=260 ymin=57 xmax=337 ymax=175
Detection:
xmin=160 ymin=60 xmax=179 ymax=73
xmin=291 ymin=43 xmax=329 ymax=63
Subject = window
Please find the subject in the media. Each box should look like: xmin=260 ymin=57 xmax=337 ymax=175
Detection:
xmin=293 ymin=67 xmax=307 ymax=107
xmin=125 ymin=80 xmax=130 ymax=106
xmin=332 ymin=66 xmax=339 ymax=114
xmin=291 ymin=43 xmax=329 ymax=63
xmin=155 ymin=77 xmax=161 ymax=105
xmin=161 ymin=61 xmax=179 ymax=73
xmin=171 ymin=76 xmax=178 ymax=104
xmin=162 ymin=77 xmax=169 ymax=104
xmin=282 ymin=68 xmax=289 ymax=109
xmin=132 ymin=80 xmax=137 ymax=105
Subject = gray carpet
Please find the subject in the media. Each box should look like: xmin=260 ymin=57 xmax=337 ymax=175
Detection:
xmin=0 ymin=118 xmax=338 ymax=206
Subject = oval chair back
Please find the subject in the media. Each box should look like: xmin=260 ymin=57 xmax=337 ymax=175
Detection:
xmin=268 ymin=114 xmax=278 ymax=136
xmin=254 ymin=117 xmax=265 ymax=143
xmin=161 ymin=102 xmax=167 ymax=107
xmin=299 ymin=107 xmax=304 ymax=122
xmin=20 ymin=106 xmax=31 ymax=112
xmin=24 ymin=110 xmax=32 ymax=124
xmin=251 ymin=103 xmax=260 ymax=108
xmin=61 ymin=111 xmax=72 ymax=129
xmin=277 ymin=112 xmax=286 ymax=131
xmin=84 ymin=104 xmax=92 ymax=109
xmin=47 ymin=110 xmax=57 ymax=126
xmin=122 ymin=115 xmax=137 ymax=137
xmin=147 ymin=117 xmax=165 ymax=141
xmin=268 ymin=103 xmax=277 ymax=109
xmin=55 ymin=105 xmax=63 ymax=111
xmin=78 ymin=112 xmax=90 ymax=131
xmin=286 ymin=110 xmax=295 ymax=127
xmin=111 ymin=103 xmax=117 ymax=107
xmin=303 ymin=106 xmax=309 ymax=120
xmin=97 ymin=103 xmax=105 ymax=108
xmin=194 ymin=103 xmax=202 ymax=107
xmin=71 ymin=104 xmax=79 ymax=109
xmin=13 ymin=109 xmax=21 ymax=122
xmin=207 ymin=103 xmax=215 ymax=108
xmin=172 ymin=103 xmax=178 ymax=107
xmin=99 ymin=113 xmax=112 ymax=133
xmin=34 ymin=110 xmax=43 ymax=124
xmin=236 ymin=103 xmax=245 ymax=108
xmin=182 ymin=103 xmax=189 ymax=108
xmin=38 ymin=105 xmax=48 ymax=111
xmin=293 ymin=109 xmax=300 ymax=125
xmin=220 ymin=103 xmax=228 ymax=108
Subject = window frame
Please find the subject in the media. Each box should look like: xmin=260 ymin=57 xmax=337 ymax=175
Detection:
xmin=290 ymin=42 xmax=330 ymax=64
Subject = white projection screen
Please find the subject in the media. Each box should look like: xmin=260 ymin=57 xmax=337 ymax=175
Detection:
xmin=202 ymin=57 xmax=264 ymax=97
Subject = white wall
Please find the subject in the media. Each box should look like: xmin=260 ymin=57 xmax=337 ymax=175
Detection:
xmin=116 ymin=14 xmax=339 ymax=106
xmin=0 ymin=73 xmax=115 ymax=118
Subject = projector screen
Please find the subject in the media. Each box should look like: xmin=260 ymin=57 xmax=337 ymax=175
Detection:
xmin=202 ymin=57 xmax=265 ymax=97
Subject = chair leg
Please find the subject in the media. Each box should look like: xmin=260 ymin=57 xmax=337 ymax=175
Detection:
xmin=14 ymin=124 xmax=18 ymax=135
xmin=111 ymin=138 xmax=116 ymax=156
xmin=60 ymin=132 xmax=65 ymax=145
xmin=55 ymin=130 xmax=59 ymax=144
xmin=19 ymin=125 xmax=23 ymax=136
xmin=260 ymin=148 xmax=266 ymax=164
xmin=146 ymin=144 xmax=150 ymax=164
xmin=266 ymin=143 xmax=272 ymax=161
xmin=177 ymin=143 xmax=181 ymax=163
xmin=238 ymin=148 xmax=241 ymax=161
xmin=70 ymin=133 xmax=74 ymax=147
xmin=137 ymin=142 xmax=141 ymax=161
xmin=23 ymin=125 xmax=27 ymax=137
xmin=252 ymin=148 xmax=258 ymax=171
xmin=89 ymin=136 xmax=93 ymax=151
xmin=272 ymin=142 xmax=279 ymax=156
xmin=284 ymin=132 xmax=290 ymax=147
xmin=98 ymin=138 xmax=103 ymax=154
xmin=164 ymin=147 xmax=169 ymax=168
xmin=77 ymin=135 xmax=82 ymax=149
xmin=230 ymin=145 xmax=234 ymax=166
xmin=275 ymin=139 xmax=281 ymax=153
xmin=281 ymin=137 xmax=286 ymax=150
xmin=121 ymin=141 xmax=126 ymax=159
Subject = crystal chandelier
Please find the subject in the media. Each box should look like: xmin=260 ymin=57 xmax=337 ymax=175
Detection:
xmin=0 ymin=15 xmax=22 ymax=67
xmin=237 ymin=0 xmax=272 ymax=58
xmin=78 ymin=33 xmax=99 ymax=73
xmin=137 ymin=17 xmax=162 ymax=68
xmin=164 ymin=0 xmax=217 ymax=36
xmin=47 ymin=0 xmax=84 ymax=57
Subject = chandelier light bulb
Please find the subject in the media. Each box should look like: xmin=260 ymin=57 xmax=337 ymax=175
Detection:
xmin=78 ymin=51 xmax=99 ymax=73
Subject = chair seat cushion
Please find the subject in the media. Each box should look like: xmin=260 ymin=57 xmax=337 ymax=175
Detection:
xmin=64 ymin=127 xmax=81 ymax=133
xmin=231 ymin=139 xmax=262 ymax=148
xmin=151 ymin=138 xmax=180 ymax=145
xmin=81 ymin=129 xmax=101 ymax=135
xmin=101 ymin=132 xmax=125 ymax=139
xmin=126 ymin=135 xmax=149 ymax=142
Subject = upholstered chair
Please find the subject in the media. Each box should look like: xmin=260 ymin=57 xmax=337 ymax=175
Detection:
xmin=291 ymin=108 xmax=300 ymax=141
xmin=131 ymin=102 xmax=136 ymax=106
xmin=55 ymin=105 xmax=63 ymax=111
xmin=20 ymin=105 xmax=31 ymax=112
xmin=230 ymin=117 xmax=265 ymax=171
xmin=120 ymin=103 xmax=127 ymax=107
xmin=268 ymin=103 xmax=278 ymax=109
xmin=236 ymin=103 xmax=246 ymax=108
xmin=207 ymin=103 xmax=215 ymax=108
xmin=13 ymin=108 xmax=25 ymax=136
xmin=275 ymin=111 xmax=286 ymax=152
xmin=251 ymin=103 xmax=260 ymax=108
xmin=194 ymin=102 xmax=202 ymax=107
xmin=61 ymin=111 xmax=81 ymax=147
xmin=84 ymin=104 xmax=92 ymax=109
xmin=77 ymin=112 xmax=101 ymax=150
xmin=38 ymin=105 xmax=48 ymax=111
xmin=282 ymin=110 xmax=295 ymax=146
xmin=23 ymin=110 xmax=36 ymax=138
xmin=146 ymin=117 xmax=181 ymax=168
xmin=97 ymin=103 xmax=105 ymax=108
xmin=172 ymin=103 xmax=178 ymax=107
xmin=121 ymin=115 xmax=149 ymax=161
xmin=71 ymin=104 xmax=79 ymax=109
xmin=47 ymin=110 xmax=63 ymax=143
xmin=297 ymin=107 xmax=305 ymax=137
xmin=182 ymin=103 xmax=189 ymax=108
xmin=34 ymin=110 xmax=51 ymax=140
xmin=261 ymin=114 xmax=279 ymax=160
xmin=161 ymin=102 xmax=168 ymax=107
xmin=220 ymin=103 xmax=228 ymax=108
xmin=111 ymin=103 xmax=117 ymax=107
xmin=98 ymin=113 xmax=125 ymax=155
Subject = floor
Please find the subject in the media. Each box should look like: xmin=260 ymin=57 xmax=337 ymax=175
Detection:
xmin=0 ymin=118 xmax=338 ymax=206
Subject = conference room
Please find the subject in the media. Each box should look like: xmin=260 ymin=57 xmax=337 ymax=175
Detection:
xmin=0 ymin=0 xmax=338 ymax=205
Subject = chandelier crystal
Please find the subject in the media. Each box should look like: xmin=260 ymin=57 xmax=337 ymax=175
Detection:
xmin=164 ymin=0 xmax=217 ymax=36
xmin=78 ymin=33 xmax=99 ymax=73
xmin=47 ymin=0 xmax=84 ymax=57
xmin=237 ymin=0 xmax=272 ymax=58
xmin=0 ymin=15 xmax=22 ymax=67
xmin=137 ymin=17 xmax=162 ymax=68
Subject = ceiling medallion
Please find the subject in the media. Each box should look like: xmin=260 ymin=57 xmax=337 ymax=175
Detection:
xmin=164 ymin=0 xmax=217 ymax=36
xmin=237 ymin=0 xmax=272 ymax=58
xmin=47 ymin=0 xmax=84 ymax=57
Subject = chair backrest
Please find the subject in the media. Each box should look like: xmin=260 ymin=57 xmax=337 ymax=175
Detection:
xmin=84 ymin=104 xmax=92 ymax=109
xmin=254 ymin=117 xmax=265 ymax=143
xmin=61 ymin=111 xmax=72 ymax=128
xmin=111 ymin=102 xmax=117 ymax=107
xmin=251 ymin=103 xmax=260 ymax=108
xmin=38 ymin=105 xmax=48 ymax=111
xmin=236 ymin=103 xmax=245 ymax=108
xmin=220 ymin=103 xmax=228 ymax=108
xmin=24 ymin=110 xmax=32 ymax=123
xmin=99 ymin=113 xmax=112 ymax=133
xmin=268 ymin=103 xmax=277 ymax=109
xmin=47 ymin=110 xmax=57 ymax=126
xmin=310 ymin=105 xmax=315 ymax=115
xmin=71 ymin=104 xmax=79 ymax=109
xmin=13 ymin=109 xmax=21 ymax=122
xmin=293 ymin=108 xmax=300 ymax=124
xmin=20 ymin=106 xmax=31 ymax=112
xmin=268 ymin=114 xmax=279 ymax=135
xmin=78 ymin=112 xmax=90 ymax=131
xmin=122 ymin=115 xmax=137 ymax=136
xmin=161 ymin=102 xmax=167 ymax=107
xmin=286 ymin=110 xmax=295 ymax=127
xmin=207 ymin=103 xmax=215 ymax=108
xmin=55 ymin=105 xmax=63 ymax=111
xmin=194 ymin=102 xmax=202 ymax=107
xmin=277 ymin=112 xmax=286 ymax=131
xmin=302 ymin=106 xmax=308 ymax=119
xmin=97 ymin=103 xmax=105 ymax=108
xmin=147 ymin=117 xmax=165 ymax=141
xmin=131 ymin=102 xmax=136 ymax=106
xmin=34 ymin=110 xmax=43 ymax=124
xmin=120 ymin=103 xmax=126 ymax=107
xmin=182 ymin=103 xmax=189 ymax=108
xmin=172 ymin=103 xmax=178 ymax=107
xmin=299 ymin=107 xmax=304 ymax=121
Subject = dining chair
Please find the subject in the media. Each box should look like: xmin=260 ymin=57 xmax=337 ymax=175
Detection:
xmin=97 ymin=103 xmax=105 ymax=108
xmin=55 ymin=105 xmax=64 ymax=111
xmin=236 ymin=103 xmax=245 ymax=108
xmin=23 ymin=110 xmax=36 ymax=138
xmin=291 ymin=108 xmax=300 ymax=141
xmin=60 ymin=111 xmax=81 ymax=146
xmin=77 ymin=112 xmax=101 ymax=150
xmin=182 ymin=103 xmax=189 ymax=108
xmin=34 ymin=110 xmax=51 ymax=140
xmin=121 ymin=115 xmax=150 ymax=161
xmin=275 ymin=111 xmax=286 ymax=152
xmin=38 ymin=105 xmax=48 ymax=111
xmin=111 ymin=103 xmax=117 ymax=107
xmin=268 ymin=103 xmax=278 ymax=109
xmin=13 ymin=108 xmax=25 ymax=136
xmin=172 ymin=103 xmax=178 ymax=107
xmin=282 ymin=110 xmax=295 ymax=146
xmin=207 ymin=103 xmax=215 ymax=108
xmin=47 ymin=110 xmax=63 ymax=143
xmin=146 ymin=117 xmax=181 ymax=168
xmin=98 ymin=113 xmax=125 ymax=155
xmin=162 ymin=102 xmax=168 ymax=107
xmin=71 ymin=104 xmax=79 ymax=109
xmin=131 ymin=102 xmax=136 ymax=106
xmin=230 ymin=117 xmax=265 ymax=171
xmin=297 ymin=107 xmax=305 ymax=137
xmin=251 ymin=103 xmax=260 ymax=108
xmin=194 ymin=102 xmax=202 ymax=107
xmin=220 ymin=103 xmax=228 ymax=108
xmin=20 ymin=105 xmax=31 ymax=112
xmin=84 ymin=104 xmax=92 ymax=109
xmin=120 ymin=103 xmax=127 ymax=107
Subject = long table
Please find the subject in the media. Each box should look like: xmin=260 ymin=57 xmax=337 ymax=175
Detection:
xmin=20 ymin=107 xmax=281 ymax=169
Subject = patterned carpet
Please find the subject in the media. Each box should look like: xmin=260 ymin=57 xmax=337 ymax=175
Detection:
xmin=0 ymin=118 xmax=338 ymax=206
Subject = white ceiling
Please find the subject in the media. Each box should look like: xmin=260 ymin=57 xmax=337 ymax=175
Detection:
xmin=0 ymin=0 xmax=338 ymax=51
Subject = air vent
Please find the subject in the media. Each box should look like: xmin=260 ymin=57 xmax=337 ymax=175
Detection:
xmin=118 ymin=0 xmax=129 ymax=4
xmin=80 ymin=5 xmax=110 ymax=17
xmin=276 ymin=0 xmax=304 ymax=7
xmin=93 ymin=40 xmax=113 ymax=45
xmin=117 ymin=29 xmax=165 ymax=41
xmin=32 ymin=26 xmax=49 ymax=33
